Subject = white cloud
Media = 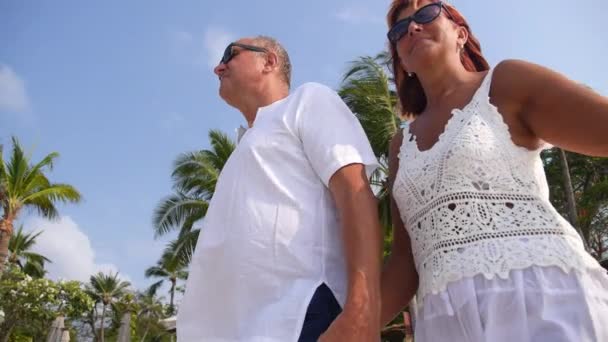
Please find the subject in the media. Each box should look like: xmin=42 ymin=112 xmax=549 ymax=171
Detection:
xmin=0 ymin=64 xmax=30 ymax=113
xmin=24 ymin=216 xmax=132 ymax=284
xmin=335 ymin=6 xmax=383 ymax=24
xmin=158 ymin=112 xmax=185 ymax=135
xmin=203 ymin=27 xmax=236 ymax=69
xmin=168 ymin=29 xmax=198 ymax=66
xmin=172 ymin=30 xmax=193 ymax=45
xmin=168 ymin=27 xmax=235 ymax=70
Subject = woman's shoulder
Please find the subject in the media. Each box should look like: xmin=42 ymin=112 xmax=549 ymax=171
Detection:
xmin=485 ymin=60 xmax=539 ymax=109
xmin=491 ymin=59 xmax=546 ymax=94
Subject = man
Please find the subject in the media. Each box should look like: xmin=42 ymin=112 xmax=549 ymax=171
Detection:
xmin=178 ymin=35 xmax=382 ymax=341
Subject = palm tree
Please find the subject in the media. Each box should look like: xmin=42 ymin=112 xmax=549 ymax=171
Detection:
xmin=152 ymin=191 xmax=206 ymax=264
xmin=108 ymin=293 xmax=138 ymax=342
xmin=136 ymin=286 xmax=167 ymax=342
xmin=145 ymin=248 xmax=188 ymax=316
xmin=7 ymin=225 xmax=51 ymax=278
xmin=557 ymin=148 xmax=591 ymax=252
xmin=86 ymin=272 xmax=131 ymax=342
xmin=153 ymin=130 xmax=235 ymax=264
xmin=339 ymin=52 xmax=400 ymax=157
xmin=338 ymin=54 xmax=417 ymax=328
xmin=163 ymin=228 xmax=200 ymax=272
xmin=338 ymin=52 xmax=402 ymax=230
xmin=0 ymin=137 xmax=82 ymax=272
xmin=543 ymin=148 xmax=608 ymax=256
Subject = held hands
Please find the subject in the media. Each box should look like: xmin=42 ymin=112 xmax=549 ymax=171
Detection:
xmin=318 ymin=306 xmax=381 ymax=342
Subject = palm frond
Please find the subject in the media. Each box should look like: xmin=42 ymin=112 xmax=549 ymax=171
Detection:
xmin=146 ymin=280 xmax=164 ymax=298
xmin=22 ymin=260 xmax=48 ymax=278
xmin=165 ymin=229 xmax=200 ymax=266
xmin=8 ymin=225 xmax=52 ymax=275
xmin=152 ymin=193 xmax=208 ymax=237
xmin=22 ymin=183 xmax=82 ymax=206
xmin=145 ymin=265 xmax=170 ymax=278
xmin=0 ymin=143 xmax=6 ymax=200
xmin=172 ymin=151 xmax=220 ymax=199
xmin=338 ymin=53 xmax=401 ymax=229
xmin=7 ymin=137 xmax=28 ymax=195
xmin=207 ymin=129 xmax=236 ymax=171
xmin=88 ymin=271 xmax=132 ymax=304
xmin=21 ymin=151 xmax=59 ymax=191
xmin=339 ymin=55 xmax=401 ymax=157
xmin=0 ymin=137 xmax=81 ymax=224
xmin=171 ymin=130 xmax=235 ymax=198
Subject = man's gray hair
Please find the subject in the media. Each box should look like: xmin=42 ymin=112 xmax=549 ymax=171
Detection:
xmin=252 ymin=36 xmax=292 ymax=88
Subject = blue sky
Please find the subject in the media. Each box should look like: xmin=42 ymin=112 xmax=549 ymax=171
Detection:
xmin=1 ymin=0 xmax=607 ymax=296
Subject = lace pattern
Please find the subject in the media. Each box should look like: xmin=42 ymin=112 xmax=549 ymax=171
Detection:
xmin=392 ymin=69 xmax=601 ymax=302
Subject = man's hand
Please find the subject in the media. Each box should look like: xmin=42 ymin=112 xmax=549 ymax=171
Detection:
xmin=319 ymin=271 xmax=380 ymax=341
xmin=319 ymin=306 xmax=377 ymax=341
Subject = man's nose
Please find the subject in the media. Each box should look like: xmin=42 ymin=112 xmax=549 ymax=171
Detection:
xmin=214 ymin=63 xmax=226 ymax=77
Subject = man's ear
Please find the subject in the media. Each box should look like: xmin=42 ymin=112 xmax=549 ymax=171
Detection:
xmin=263 ymin=51 xmax=279 ymax=74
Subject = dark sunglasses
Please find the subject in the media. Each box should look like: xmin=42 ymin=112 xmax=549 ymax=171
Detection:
xmin=220 ymin=43 xmax=268 ymax=65
xmin=387 ymin=1 xmax=451 ymax=44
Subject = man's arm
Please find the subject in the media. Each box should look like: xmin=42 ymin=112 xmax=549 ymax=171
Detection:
xmin=320 ymin=163 xmax=383 ymax=341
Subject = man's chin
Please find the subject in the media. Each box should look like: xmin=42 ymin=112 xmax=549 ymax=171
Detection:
xmin=219 ymin=83 xmax=230 ymax=100
xmin=219 ymin=86 xmax=237 ymax=107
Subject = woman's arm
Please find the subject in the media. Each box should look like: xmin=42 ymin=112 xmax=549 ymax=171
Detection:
xmin=380 ymin=130 xmax=419 ymax=326
xmin=495 ymin=59 xmax=608 ymax=157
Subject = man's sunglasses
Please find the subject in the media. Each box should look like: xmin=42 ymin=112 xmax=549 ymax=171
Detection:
xmin=387 ymin=1 xmax=452 ymax=44
xmin=220 ymin=43 xmax=268 ymax=65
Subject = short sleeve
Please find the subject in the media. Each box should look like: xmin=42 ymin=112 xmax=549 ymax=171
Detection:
xmin=295 ymin=83 xmax=379 ymax=187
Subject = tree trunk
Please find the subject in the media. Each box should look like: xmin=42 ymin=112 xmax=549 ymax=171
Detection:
xmin=90 ymin=307 xmax=99 ymax=342
xmin=558 ymin=149 xmax=591 ymax=252
xmin=169 ymin=278 xmax=176 ymax=315
xmin=140 ymin=327 xmax=149 ymax=342
xmin=100 ymin=303 xmax=107 ymax=342
xmin=117 ymin=312 xmax=131 ymax=342
xmin=0 ymin=322 xmax=15 ymax=342
xmin=0 ymin=219 xmax=14 ymax=273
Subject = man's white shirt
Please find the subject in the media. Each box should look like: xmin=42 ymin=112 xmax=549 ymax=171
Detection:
xmin=178 ymin=83 xmax=378 ymax=341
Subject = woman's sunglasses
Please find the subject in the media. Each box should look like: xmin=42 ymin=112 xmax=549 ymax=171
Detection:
xmin=387 ymin=1 xmax=451 ymax=44
xmin=220 ymin=43 xmax=268 ymax=65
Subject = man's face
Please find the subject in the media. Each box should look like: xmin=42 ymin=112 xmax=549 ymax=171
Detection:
xmin=213 ymin=38 xmax=267 ymax=104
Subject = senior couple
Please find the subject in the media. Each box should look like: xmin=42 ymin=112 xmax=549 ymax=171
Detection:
xmin=178 ymin=1 xmax=608 ymax=341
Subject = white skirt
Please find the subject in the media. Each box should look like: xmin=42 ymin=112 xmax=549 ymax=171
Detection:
xmin=414 ymin=266 xmax=608 ymax=342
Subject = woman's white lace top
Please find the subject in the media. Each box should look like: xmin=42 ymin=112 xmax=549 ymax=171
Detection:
xmin=392 ymin=68 xmax=602 ymax=302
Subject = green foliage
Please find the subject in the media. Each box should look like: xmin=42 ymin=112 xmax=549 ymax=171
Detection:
xmin=153 ymin=130 xmax=236 ymax=266
xmin=339 ymin=52 xmax=400 ymax=158
xmin=85 ymin=272 xmax=132 ymax=342
xmin=542 ymin=148 xmax=608 ymax=258
xmin=338 ymin=52 xmax=402 ymax=243
xmin=0 ymin=136 xmax=82 ymax=273
xmin=145 ymin=248 xmax=188 ymax=316
xmin=0 ymin=136 xmax=82 ymax=221
xmin=0 ymin=266 xmax=93 ymax=341
xmin=8 ymin=225 xmax=51 ymax=278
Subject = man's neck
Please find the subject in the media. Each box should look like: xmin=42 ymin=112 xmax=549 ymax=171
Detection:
xmin=239 ymin=83 xmax=289 ymax=127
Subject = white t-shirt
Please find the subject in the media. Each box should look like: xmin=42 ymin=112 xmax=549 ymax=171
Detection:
xmin=177 ymin=82 xmax=379 ymax=341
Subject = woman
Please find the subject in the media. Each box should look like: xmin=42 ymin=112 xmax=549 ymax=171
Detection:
xmin=381 ymin=0 xmax=608 ymax=341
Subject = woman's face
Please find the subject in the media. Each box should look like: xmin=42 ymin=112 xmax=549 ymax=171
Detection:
xmin=392 ymin=0 xmax=464 ymax=73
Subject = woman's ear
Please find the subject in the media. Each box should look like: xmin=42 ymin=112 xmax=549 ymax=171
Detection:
xmin=456 ymin=26 xmax=469 ymax=50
